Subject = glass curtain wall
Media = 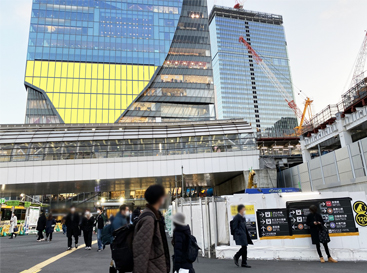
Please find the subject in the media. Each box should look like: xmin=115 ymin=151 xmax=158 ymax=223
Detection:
xmin=24 ymin=0 xmax=184 ymax=124
xmin=0 ymin=133 xmax=256 ymax=162
xmin=119 ymin=0 xmax=216 ymax=122
xmin=209 ymin=6 xmax=297 ymax=132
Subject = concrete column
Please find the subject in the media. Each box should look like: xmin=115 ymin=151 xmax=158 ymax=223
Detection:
xmin=300 ymin=137 xmax=311 ymax=163
xmin=336 ymin=113 xmax=352 ymax=147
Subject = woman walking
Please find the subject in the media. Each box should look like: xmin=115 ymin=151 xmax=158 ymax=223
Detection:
xmin=172 ymin=213 xmax=195 ymax=273
xmin=81 ymin=210 xmax=95 ymax=250
xmin=36 ymin=210 xmax=47 ymax=241
xmin=306 ymin=205 xmax=338 ymax=263
xmin=9 ymin=212 xmax=18 ymax=239
xmin=45 ymin=213 xmax=56 ymax=241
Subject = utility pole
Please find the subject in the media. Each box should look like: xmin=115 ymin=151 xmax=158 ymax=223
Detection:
xmin=175 ymin=175 xmax=178 ymax=200
xmin=181 ymin=166 xmax=184 ymax=198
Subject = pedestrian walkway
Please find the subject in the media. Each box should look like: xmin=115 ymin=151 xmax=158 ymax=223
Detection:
xmin=1 ymin=233 xmax=366 ymax=273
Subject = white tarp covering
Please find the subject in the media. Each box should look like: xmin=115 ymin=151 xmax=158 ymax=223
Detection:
xmin=175 ymin=191 xmax=367 ymax=261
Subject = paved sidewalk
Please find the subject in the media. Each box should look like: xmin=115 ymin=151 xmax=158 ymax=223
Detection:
xmin=1 ymin=233 xmax=366 ymax=273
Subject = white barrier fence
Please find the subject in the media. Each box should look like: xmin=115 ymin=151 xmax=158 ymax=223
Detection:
xmin=173 ymin=191 xmax=367 ymax=261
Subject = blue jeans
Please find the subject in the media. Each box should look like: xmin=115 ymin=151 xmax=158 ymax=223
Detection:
xmin=97 ymin=229 xmax=103 ymax=250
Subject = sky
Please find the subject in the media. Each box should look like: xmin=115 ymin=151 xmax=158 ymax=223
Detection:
xmin=0 ymin=0 xmax=366 ymax=124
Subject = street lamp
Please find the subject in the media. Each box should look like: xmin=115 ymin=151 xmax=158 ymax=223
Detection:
xmin=119 ymin=197 xmax=125 ymax=204
xmin=20 ymin=193 xmax=40 ymax=203
xmin=101 ymin=197 xmax=106 ymax=203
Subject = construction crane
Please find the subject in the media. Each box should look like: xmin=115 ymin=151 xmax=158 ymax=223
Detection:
xmin=234 ymin=0 xmax=246 ymax=9
xmin=349 ymin=31 xmax=367 ymax=89
xmin=239 ymin=36 xmax=312 ymax=135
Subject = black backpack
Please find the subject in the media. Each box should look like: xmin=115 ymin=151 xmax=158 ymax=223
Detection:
xmin=111 ymin=212 xmax=154 ymax=272
xmin=230 ymin=220 xmax=235 ymax=236
xmin=100 ymin=224 xmax=114 ymax=246
xmin=186 ymin=234 xmax=200 ymax=263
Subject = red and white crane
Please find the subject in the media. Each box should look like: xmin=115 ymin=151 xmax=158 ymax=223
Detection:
xmin=238 ymin=36 xmax=312 ymax=133
xmin=349 ymin=31 xmax=367 ymax=89
xmin=234 ymin=0 xmax=246 ymax=9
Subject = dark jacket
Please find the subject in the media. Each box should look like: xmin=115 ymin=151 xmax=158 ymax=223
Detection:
xmin=172 ymin=224 xmax=194 ymax=273
xmin=36 ymin=213 xmax=47 ymax=231
xmin=133 ymin=205 xmax=170 ymax=273
xmin=306 ymin=212 xmax=325 ymax=244
xmin=111 ymin=212 xmax=127 ymax=232
xmin=81 ymin=216 xmax=95 ymax=232
xmin=232 ymin=214 xmax=253 ymax=246
xmin=95 ymin=214 xmax=105 ymax=230
xmin=65 ymin=212 xmax=80 ymax=236
xmin=45 ymin=218 xmax=56 ymax=234
xmin=132 ymin=208 xmax=141 ymax=222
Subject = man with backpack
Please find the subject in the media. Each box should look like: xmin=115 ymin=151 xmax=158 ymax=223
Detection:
xmin=112 ymin=204 xmax=129 ymax=232
xmin=172 ymin=212 xmax=196 ymax=273
xmin=133 ymin=184 xmax=171 ymax=273
xmin=231 ymin=204 xmax=253 ymax=268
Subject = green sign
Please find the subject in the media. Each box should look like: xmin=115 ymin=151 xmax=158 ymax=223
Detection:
xmin=0 ymin=198 xmax=5 ymax=204
xmin=24 ymin=201 xmax=31 ymax=208
xmin=6 ymin=200 xmax=20 ymax=207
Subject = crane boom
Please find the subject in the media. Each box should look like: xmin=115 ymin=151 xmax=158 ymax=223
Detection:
xmin=350 ymin=32 xmax=367 ymax=89
xmin=239 ymin=36 xmax=309 ymax=125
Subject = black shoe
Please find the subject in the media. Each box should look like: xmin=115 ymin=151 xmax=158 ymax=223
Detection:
xmin=233 ymin=256 xmax=239 ymax=267
xmin=75 ymin=244 xmax=78 ymax=249
xmin=9 ymin=237 xmax=13 ymax=239
xmin=241 ymin=264 xmax=251 ymax=268
xmin=67 ymin=247 xmax=71 ymax=250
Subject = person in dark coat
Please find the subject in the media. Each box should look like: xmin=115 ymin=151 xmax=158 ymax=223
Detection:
xmin=306 ymin=205 xmax=337 ymax=263
xmin=95 ymin=207 xmax=105 ymax=252
xmin=80 ymin=210 xmax=95 ymax=250
xmin=36 ymin=211 xmax=47 ymax=241
xmin=232 ymin=204 xmax=253 ymax=268
xmin=172 ymin=213 xmax=195 ymax=273
xmin=65 ymin=205 xmax=80 ymax=250
xmin=45 ymin=213 xmax=56 ymax=241
xmin=132 ymin=207 xmax=141 ymax=222
xmin=112 ymin=204 xmax=128 ymax=232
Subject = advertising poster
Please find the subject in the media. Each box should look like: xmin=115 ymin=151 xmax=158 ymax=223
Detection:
xmin=28 ymin=207 xmax=40 ymax=227
xmin=286 ymin=198 xmax=358 ymax=236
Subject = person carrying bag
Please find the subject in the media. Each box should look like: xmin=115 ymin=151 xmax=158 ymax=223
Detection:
xmin=306 ymin=205 xmax=337 ymax=263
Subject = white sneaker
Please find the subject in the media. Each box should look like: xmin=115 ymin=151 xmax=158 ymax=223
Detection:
xmin=85 ymin=247 xmax=88 ymax=250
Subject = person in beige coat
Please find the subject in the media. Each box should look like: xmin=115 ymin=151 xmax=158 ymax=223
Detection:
xmin=133 ymin=185 xmax=170 ymax=273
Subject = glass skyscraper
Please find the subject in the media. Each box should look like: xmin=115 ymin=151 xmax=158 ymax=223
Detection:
xmin=25 ymin=0 xmax=215 ymax=124
xmin=209 ymin=6 xmax=297 ymax=132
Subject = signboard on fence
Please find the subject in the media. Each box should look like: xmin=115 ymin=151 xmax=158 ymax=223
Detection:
xmin=286 ymin=198 xmax=358 ymax=236
xmin=256 ymin=209 xmax=291 ymax=239
xmin=353 ymin=200 xmax=367 ymax=227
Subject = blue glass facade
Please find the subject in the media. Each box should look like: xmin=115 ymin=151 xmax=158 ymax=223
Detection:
xmin=209 ymin=6 xmax=297 ymax=131
xmin=27 ymin=0 xmax=182 ymax=66
xmin=24 ymin=0 xmax=215 ymax=124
